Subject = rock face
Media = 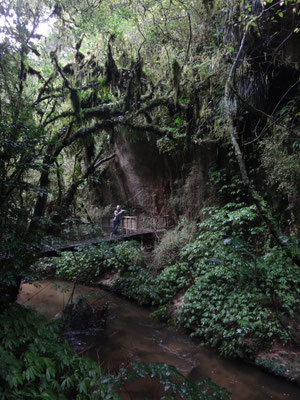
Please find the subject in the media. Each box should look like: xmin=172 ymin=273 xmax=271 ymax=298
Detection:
xmin=256 ymin=346 xmax=300 ymax=385
xmin=98 ymin=131 xmax=216 ymax=220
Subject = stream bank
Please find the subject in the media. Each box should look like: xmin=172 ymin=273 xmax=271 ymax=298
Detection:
xmin=18 ymin=280 xmax=300 ymax=400
xmin=37 ymin=235 xmax=300 ymax=388
xmin=98 ymin=271 xmax=300 ymax=386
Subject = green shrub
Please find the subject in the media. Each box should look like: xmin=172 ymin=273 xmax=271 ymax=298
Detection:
xmin=152 ymin=218 xmax=195 ymax=270
xmin=113 ymin=240 xmax=145 ymax=269
xmin=154 ymin=261 xmax=191 ymax=306
xmin=176 ymin=258 xmax=290 ymax=358
xmin=0 ymin=304 xmax=119 ymax=399
xmin=152 ymin=204 xmax=300 ymax=357
xmin=111 ymin=263 xmax=155 ymax=305
xmin=55 ymin=241 xmax=144 ymax=285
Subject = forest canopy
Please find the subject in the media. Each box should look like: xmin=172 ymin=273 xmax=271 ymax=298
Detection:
xmin=0 ymin=0 xmax=300 ymax=300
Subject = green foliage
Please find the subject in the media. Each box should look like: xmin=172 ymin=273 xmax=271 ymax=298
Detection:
xmin=0 ymin=304 xmax=230 ymax=400
xmin=0 ymin=304 xmax=120 ymax=399
xmin=111 ymin=263 xmax=155 ymax=305
xmin=0 ymin=106 xmax=50 ymax=301
xmin=153 ymin=261 xmax=191 ymax=306
xmin=261 ymin=133 xmax=300 ymax=197
xmin=197 ymin=203 xmax=264 ymax=244
xmin=208 ymin=143 xmax=250 ymax=204
xmin=152 ymin=204 xmax=300 ymax=357
xmin=152 ymin=218 xmax=195 ymax=270
xmin=175 ymin=255 xmax=297 ymax=358
xmin=126 ymin=362 xmax=231 ymax=400
xmin=55 ymin=241 xmax=144 ymax=285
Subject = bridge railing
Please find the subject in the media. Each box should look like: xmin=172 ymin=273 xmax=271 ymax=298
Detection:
xmin=58 ymin=215 xmax=172 ymax=243
xmin=100 ymin=215 xmax=170 ymax=233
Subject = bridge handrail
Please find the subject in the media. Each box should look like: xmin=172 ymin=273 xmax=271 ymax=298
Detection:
xmin=99 ymin=215 xmax=170 ymax=232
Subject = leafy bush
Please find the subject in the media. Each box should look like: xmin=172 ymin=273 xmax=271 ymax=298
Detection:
xmin=0 ymin=304 xmax=119 ymax=399
xmin=153 ymin=261 xmax=191 ymax=305
xmin=176 ymin=258 xmax=292 ymax=358
xmin=152 ymin=204 xmax=300 ymax=357
xmin=261 ymin=131 xmax=300 ymax=197
xmin=113 ymin=240 xmax=145 ymax=269
xmin=111 ymin=263 xmax=155 ymax=305
xmin=55 ymin=241 xmax=144 ymax=285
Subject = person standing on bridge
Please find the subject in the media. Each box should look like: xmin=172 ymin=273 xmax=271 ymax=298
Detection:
xmin=110 ymin=205 xmax=125 ymax=238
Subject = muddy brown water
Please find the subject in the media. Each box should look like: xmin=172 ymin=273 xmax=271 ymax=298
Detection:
xmin=17 ymin=281 xmax=300 ymax=400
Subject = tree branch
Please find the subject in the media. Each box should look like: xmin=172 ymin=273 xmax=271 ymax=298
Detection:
xmin=82 ymin=102 xmax=123 ymax=119
xmin=184 ymin=12 xmax=192 ymax=66
xmin=48 ymin=153 xmax=116 ymax=233
xmin=33 ymin=75 xmax=54 ymax=106
xmin=225 ymin=5 xmax=300 ymax=268
xmin=43 ymin=111 xmax=75 ymax=127
xmin=229 ymin=84 xmax=272 ymax=119
xmin=123 ymin=120 xmax=174 ymax=139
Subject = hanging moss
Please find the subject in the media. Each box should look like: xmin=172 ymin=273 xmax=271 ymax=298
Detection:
xmin=172 ymin=59 xmax=181 ymax=106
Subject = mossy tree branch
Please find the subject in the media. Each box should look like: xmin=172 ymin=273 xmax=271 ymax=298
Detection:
xmin=49 ymin=153 xmax=116 ymax=233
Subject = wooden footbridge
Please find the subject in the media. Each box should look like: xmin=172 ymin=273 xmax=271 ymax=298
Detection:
xmin=0 ymin=216 xmax=170 ymax=262
xmin=41 ymin=229 xmax=156 ymax=258
xmin=39 ymin=215 xmax=172 ymax=258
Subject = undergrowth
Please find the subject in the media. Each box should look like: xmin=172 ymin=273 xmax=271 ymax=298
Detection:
xmin=152 ymin=218 xmax=195 ymax=270
xmin=111 ymin=263 xmax=155 ymax=305
xmin=152 ymin=203 xmax=300 ymax=357
xmin=0 ymin=304 xmax=118 ymax=399
xmin=44 ymin=204 xmax=300 ymax=359
xmin=0 ymin=305 xmax=230 ymax=400
xmin=54 ymin=241 xmax=144 ymax=285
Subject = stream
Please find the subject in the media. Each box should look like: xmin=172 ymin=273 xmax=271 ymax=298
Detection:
xmin=17 ymin=280 xmax=300 ymax=400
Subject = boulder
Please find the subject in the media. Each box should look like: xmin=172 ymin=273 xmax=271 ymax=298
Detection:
xmin=62 ymin=297 xmax=93 ymax=330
